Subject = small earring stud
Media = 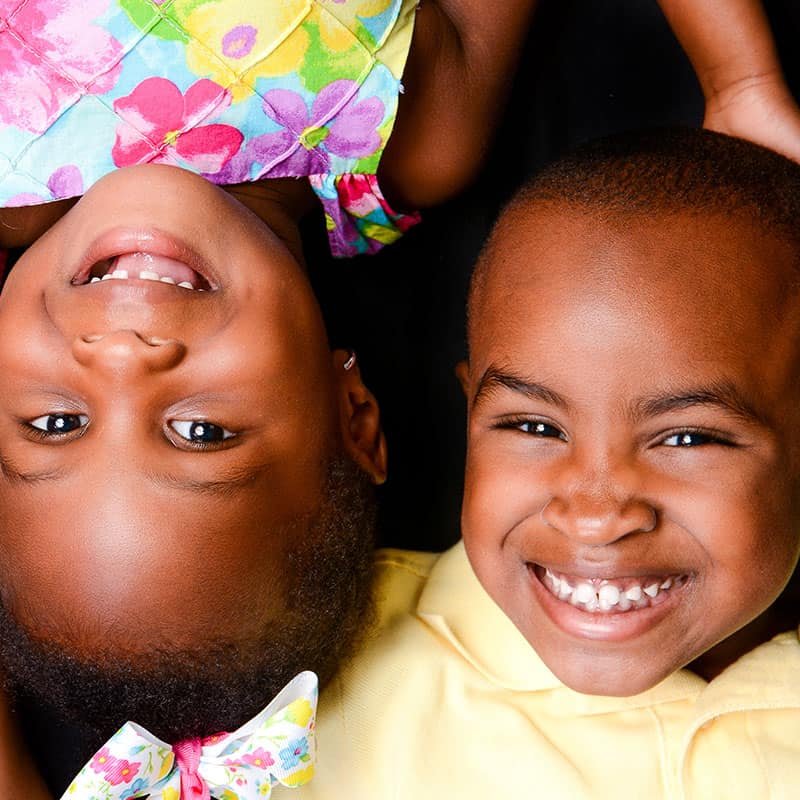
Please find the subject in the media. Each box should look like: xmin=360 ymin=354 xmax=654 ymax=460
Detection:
xmin=343 ymin=351 xmax=357 ymax=371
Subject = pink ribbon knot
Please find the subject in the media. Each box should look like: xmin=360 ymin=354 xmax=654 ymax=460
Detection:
xmin=174 ymin=738 xmax=209 ymax=800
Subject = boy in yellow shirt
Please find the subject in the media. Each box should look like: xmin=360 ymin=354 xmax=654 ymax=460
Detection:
xmin=308 ymin=128 xmax=800 ymax=799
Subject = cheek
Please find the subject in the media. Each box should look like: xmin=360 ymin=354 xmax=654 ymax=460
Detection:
xmin=462 ymin=440 xmax=550 ymax=559
xmin=677 ymin=463 xmax=800 ymax=620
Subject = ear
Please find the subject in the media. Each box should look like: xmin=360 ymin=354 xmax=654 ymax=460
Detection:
xmin=333 ymin=350 xmax=388 ymax=485
xmin=455 ymin=360 xmax=470 ymax=399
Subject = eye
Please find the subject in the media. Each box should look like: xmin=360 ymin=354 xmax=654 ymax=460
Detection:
xmin=498 ymin=417 xmax=568 ymax=440
xmin=28 ymin=413 xmax=88 ymax=436
xmin=661 ymin=430 xmax=726 ymax=447
xmin=169 ymin=419 xmax=235 ymax=446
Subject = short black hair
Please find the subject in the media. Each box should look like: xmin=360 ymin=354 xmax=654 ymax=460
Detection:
xmin=470 ymin=127 xmax=800 ymax=316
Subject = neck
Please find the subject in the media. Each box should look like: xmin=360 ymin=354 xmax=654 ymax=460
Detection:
xmin=689 ymin=570 xmax=800 ymax=681
xmin=226 ymin=178 xmax=315 ymax=268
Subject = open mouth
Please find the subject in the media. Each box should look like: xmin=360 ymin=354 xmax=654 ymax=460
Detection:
xmin=532 ymin=564 xmax=688 ymax=614
xmin=72 ymin=252 xmax=213 ymax=292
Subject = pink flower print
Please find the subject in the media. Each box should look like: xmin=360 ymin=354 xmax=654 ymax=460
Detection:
xmin=336 ymin=175 xmax=382 ymax=217
xmin=0 ymin=0 xmax=123 ymax=133
xmin=103 ymin=758 xmax=140 ymax=786
xmin=241 ymin=748 xmax=276 ymax=770
xmin=112 ymin=78 xmax=244 ymax=174
xmin=90 ymin=747 xmax=117 ymax=775
xmin=214 ymin=79 xmax=384 ymax=183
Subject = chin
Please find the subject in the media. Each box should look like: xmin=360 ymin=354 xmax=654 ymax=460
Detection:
xmin=544 ymin=654 xmax=677 ymax=697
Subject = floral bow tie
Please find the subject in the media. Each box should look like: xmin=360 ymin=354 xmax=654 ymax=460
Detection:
xmin=61 ymin=671 xmax=318 ymax=800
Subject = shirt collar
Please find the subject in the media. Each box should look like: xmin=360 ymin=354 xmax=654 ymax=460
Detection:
xmin=690 ymin=627 xmax=800 ymax=723
xmin=415 ymin=541 xmax=706 ymax=711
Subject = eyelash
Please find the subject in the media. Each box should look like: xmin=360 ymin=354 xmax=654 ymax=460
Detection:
xmin=494 ymin=416 xmax=567 ymax=440
xmin=658 ymin=427 xmax=734 ymax=448
xmin=24 ymin=414 xmax=88 ymax=442
xmin=22 ymin=415 xmax=237 ymax=451
xmin=166 ymin=420 xmax=236 ymax=451
xmin=494 ymin=418 xmax=735 ymax=449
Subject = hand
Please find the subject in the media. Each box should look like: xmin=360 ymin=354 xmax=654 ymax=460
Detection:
xmin=703 ymin=74 xmax=800 ymax=164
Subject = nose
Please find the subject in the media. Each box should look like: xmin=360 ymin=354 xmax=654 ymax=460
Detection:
xmin=540 ymin=475 xmax=657 ymax=546
xmin=71 ymin=330 xmax=186 ymax=375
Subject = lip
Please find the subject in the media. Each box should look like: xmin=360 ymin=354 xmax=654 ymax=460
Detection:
xmin=70 ymin=227 xmax=219 ymax=290
xmin=527 ymin=560 xmax=690 ymax=643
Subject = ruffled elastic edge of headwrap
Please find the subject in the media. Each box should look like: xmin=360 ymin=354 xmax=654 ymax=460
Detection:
xmin=309 ymin=173 xmax=421 ymax=258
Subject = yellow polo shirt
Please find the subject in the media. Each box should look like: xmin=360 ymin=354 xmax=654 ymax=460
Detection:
xmin=309 ymin=542 xmax=800 ymax=799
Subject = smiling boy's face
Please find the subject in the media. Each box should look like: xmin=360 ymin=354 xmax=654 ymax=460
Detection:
xmin=0 ymin=165 xmax=385 ymax=736
xmin=461 ymin=203 xmax=800 ymax=696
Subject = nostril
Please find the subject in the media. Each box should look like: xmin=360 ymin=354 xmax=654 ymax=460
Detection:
xmin=81 ymin=331 xmax=175 ymax=347
xmin=540 ymin=494 xmax=658 ymax=543
xmin=72 ymin=331 xmax=186 ymax=371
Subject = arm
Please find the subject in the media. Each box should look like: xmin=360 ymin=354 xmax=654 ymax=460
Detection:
xmin=0 ymin=684 xmax=53 ymax=799
xmin=657 ymin=0 xmax=800 ymax=162
xmin=379 ymin=0 xmax=539 ymax=208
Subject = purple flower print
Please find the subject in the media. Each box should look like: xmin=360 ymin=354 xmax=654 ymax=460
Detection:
xmin=221 ymin=24 xmax=257 ymax=59
xmin=214 ymin=79 xmax=384 ymax=183
xmin=5 ymin=164 xmax=83 ymax=206
xmin=47 ymin=164 xmax=83 ymax=198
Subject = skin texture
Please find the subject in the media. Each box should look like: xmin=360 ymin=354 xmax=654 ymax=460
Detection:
xmin=460 ymin=203 xmax=800 ymax=696
xmin=0 ymin=163 xmax=386 ymax=666
xmin=379 ymin=0 xmax=538 ymax=208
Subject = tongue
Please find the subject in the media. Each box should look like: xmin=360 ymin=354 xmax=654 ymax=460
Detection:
xmin=114 ymin=252 xmax=200 ymax=285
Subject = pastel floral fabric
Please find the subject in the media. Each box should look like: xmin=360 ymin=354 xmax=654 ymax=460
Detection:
xmin=0 ymin=0 xmax=420 ymax=256
xmin=61 ymin=671 xmax=318 ymax=800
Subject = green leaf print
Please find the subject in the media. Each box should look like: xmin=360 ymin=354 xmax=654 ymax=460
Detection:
xmin=297 ymin=20 xmax=370 ymax=93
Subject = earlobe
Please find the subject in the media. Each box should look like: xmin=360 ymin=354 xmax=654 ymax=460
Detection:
xmin=334 ymin=350 xmax=388 ymax=485
xmin=455 ymin=360 xmax=470 ymax=399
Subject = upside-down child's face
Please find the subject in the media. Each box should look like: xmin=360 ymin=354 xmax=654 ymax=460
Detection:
xmin=0 ymin=165 xmax=385 ymax=739
xmin=460 ymin=203 xmax=800 ymax=696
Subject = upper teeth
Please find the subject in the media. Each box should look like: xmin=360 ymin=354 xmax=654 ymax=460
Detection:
xmin=91 ymin=269 xmax=199 ymax=290
xmin=543 ymin=568 xmax=682 ymax=613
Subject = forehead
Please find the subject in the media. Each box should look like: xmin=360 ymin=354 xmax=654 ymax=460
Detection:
xmin=470 ymin=203 xmax=800 ymax=418
xmin=476 ymin=203 xmax=799 ymax=350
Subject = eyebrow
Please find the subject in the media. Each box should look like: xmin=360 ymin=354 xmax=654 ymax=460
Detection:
xmin=0 ymin=451 xmax=267 ymax=496
xmin=0 ymin=453 xmax=66 ymax=484
xmin=145 ymin=463 xmax=268 ymax=497
xmin=472 ymin=367 xmax=770 ymax=429
xmin=630 ymin=381 xmax=771 ymax=428
xmin=472 ymin=366 xmax=570 ymax=411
